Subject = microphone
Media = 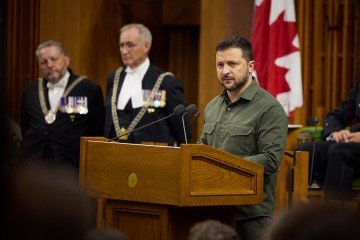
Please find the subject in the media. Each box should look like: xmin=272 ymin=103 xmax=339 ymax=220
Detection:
xmin=191 ymin=111 xmax=200 ymax=125
xmin=181 ymin=104 xmax=197 ymax=144
xmin=309 ymin=116 xmax=319 ymax=188
xmin=108 ymin=104 xmax=186 ymax=142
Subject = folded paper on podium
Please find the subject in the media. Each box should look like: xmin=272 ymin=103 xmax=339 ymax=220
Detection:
xmin=79 ymin=137 xmax=264 ymax=240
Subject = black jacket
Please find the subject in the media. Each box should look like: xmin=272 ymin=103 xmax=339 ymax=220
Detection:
xmin=104 ymin=64 xmax=190 ymax=145
xmin=20 ymin=72 xmax=105 ymax=169
xmin=323 ymin=79 xmax=360 ymax=138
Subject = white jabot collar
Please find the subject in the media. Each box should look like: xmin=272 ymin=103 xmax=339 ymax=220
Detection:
xmin=117 ymin=58 xmax=150 ymax=110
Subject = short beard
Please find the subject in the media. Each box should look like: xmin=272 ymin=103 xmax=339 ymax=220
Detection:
xmin=221 ymin=72 xmax=249 ymax=92
xmin=46 ymin=70 xmax=66 ymax=84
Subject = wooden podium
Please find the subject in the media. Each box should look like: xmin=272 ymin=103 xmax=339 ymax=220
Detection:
xmin=79 ymin=137 xmax=264 ymax=240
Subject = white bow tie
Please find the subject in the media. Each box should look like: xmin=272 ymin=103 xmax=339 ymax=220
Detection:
xmin=125 ymin=68 xmax=139 ymax=75
xmin=47 ymin=81 xmax=66 ymax=90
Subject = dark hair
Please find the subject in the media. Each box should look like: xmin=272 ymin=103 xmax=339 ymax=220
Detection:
xmin=6 ymin=163 xmax=94 ymax=240
xmin=189 ymin=219 xmax=240 ymax=240
xmin=36 ymin=40 xmax=67 ymax=56
xmin=216 ymin=36 xmax=253 ymax=62
xmin=267 ymin=202 xmax=360 ymax=240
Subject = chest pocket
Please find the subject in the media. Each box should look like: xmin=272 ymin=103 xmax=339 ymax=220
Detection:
xmin=201 ymin=122 xmax=216 ymax=145
xmin=203 ymin=122 xmax=216 ymax=135
xmin=226 ymin=125 xmax=256 ymax=156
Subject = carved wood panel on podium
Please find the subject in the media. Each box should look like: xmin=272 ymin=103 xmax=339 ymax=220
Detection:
xmin=79 ymin=137 xmax=264 ymax=240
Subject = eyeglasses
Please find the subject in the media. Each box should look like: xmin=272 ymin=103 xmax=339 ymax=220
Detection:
xmin=117 ymin=42 xmax=137 ymax=51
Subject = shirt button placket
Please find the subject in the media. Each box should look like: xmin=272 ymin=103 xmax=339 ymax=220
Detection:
xmin=217 ymin=107 xmax=230 ymax=149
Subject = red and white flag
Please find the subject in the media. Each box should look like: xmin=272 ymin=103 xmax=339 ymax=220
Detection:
xmin=251 ymin=0 xmax=303 ymax=116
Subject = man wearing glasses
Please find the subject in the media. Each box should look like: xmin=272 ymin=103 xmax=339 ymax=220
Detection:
xmin=104 ymin=23 xmax=190 ymax=146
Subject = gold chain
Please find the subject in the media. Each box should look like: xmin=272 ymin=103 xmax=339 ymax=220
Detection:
xmin=38 ymin=76 xmax=86 ymax=123
xmin=111 ymin=67 xmax=173 ymax=138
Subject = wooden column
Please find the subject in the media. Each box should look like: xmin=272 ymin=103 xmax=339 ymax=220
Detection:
xmin=3 ymin=0 xmax=40 ymax=122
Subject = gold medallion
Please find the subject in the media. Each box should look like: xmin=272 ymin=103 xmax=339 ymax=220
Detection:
xmin=160 ymin=99 xmax=166 ymax=108
xmin=45 ymin=111 xmax=56 ymax=124
xmin=159 ymin=90 xmax=166 ymax=108
xmin=119 ymin=127 xmax=128 ymax=140
xmin=127 ymin=172 xmax=137 ymax=188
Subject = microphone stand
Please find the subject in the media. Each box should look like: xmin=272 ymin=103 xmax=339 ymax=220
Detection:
xmin=181 ymin=104 xmax=198 ymax=144
xmin=308 ymin=116 xmax=319 ymax=188
xmin=181 ymin=112 xmax=188 ymax=144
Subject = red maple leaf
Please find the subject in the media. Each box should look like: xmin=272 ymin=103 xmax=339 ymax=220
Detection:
xmin=252 ymin=0 xmax=299 ymax=97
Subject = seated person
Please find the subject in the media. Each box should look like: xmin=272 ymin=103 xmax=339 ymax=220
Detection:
xmin=297 ymin=79 xmax=360 ymax=200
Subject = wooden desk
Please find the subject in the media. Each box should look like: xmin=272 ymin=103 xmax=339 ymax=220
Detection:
xmin=275 ymin=125 xmax=309 ymax=215
xmin=286 ymin=124 xmax=303 ymax=150
xmin=275 ymin=151 xmax=309 ymax=215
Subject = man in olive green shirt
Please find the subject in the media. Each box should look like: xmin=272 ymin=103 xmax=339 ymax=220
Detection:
xmin=198 ymin=36 xmax=288 ymax=240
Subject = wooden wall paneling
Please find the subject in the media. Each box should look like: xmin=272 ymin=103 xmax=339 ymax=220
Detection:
xmin=4 ymin=0 xmax=17 ymax=116
xmin=293 ymin=0 xmax=302 ymax=124
xmin=301 ymin=0 xmax=314 ymax=125
xmin=19 ymin=0 xmax=40 ymax=87
xmin=162 ymin=0 xmax=201 ymax=142
xmin=162 ymin=0 xmax=200 ymax=25
xmin=315 ymin=106 xmax=326 ymax=126
xmin=324 ymin=0 xmax=356 ymax=117
xmin=226 ymin=0 xmax=254 ymax=40
xmin=341 ymin=0 xmax=355 ymax=98
xmin=311 ymin=1 xmax=325 ymax=124
xmin=320 ymin=0 xmax=349 ymax=124
xmin=325 ymin=0 xmax=333 ymax=113
xmin=78 ymin=0 xmax=123 ymax=93
xmin=168 ymin=26 xmax=200 ymax=143
xmin=334 ymin=1 xmax=353 ymax=118
xmin=4 ymin=0 xmax=40 ymax=123
xmin=126 ymin=0 xmax=169 ymax=72
xmin=197 ymin=0 xmax=227 ymax=138
xmin=331 ymin=0 xmax=340 ymax=108
xmin=38 ymin=0 xmax=122 ymax=92
xmin=355 ymin=1 xmax=360 ymax=81
xmin=298 ymin=0 xmax=356 ymax=127
xmin=295 ymin=0 xmax=312 ymax=125
xmin=283 ymin=0 xmax=356 ymax=127
xmin=333 ymin=0 xmax=354 ymax=109
xmin=341 ymin=0 xmax=349 ymax=97
xmin=39 ymin=0 xmax=82 ymax=75
xmin=38 ymin=0 xmax=170 ymax=98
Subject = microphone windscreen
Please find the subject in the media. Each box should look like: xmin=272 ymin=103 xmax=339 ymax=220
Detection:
xmin=314 ymin=116 xmax=319 ymax=124
xmin=185 ymin=104 xmax=197 ymax=114
xmin=173 ymin=104 xmax=186 ymax=115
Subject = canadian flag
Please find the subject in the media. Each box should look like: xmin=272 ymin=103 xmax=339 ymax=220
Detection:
xmin=251 ymin=0 xmax=303 ymax=116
